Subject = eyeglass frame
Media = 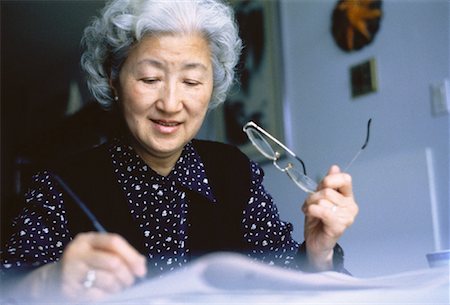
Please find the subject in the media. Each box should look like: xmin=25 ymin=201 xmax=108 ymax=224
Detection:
xmin=242 ymin=121 xmax=308 ymax=175
xmin=242 ymin=119 xmax=372 ymax=193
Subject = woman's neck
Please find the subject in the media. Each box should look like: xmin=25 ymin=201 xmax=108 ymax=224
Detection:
xmin=141 ymin=153 xmax=180 ymax=177
xmin=127 ymin=138 xmax=182 ymax=177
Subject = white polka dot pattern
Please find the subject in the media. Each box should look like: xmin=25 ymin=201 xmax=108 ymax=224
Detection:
xmin=243 ymin=162 xmax=300 ymax=267
xmin=1 ymin=138 xmax=301 ymax=275
xmin=1 ymin=172 xmax=71 ymax=271
xmin=109 ymin=139 xmax=217 ymax=273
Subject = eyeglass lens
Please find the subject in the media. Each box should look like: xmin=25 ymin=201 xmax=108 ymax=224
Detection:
xmin=243 ymin=118 xmax=372 ymax=194
xmin=245 ymin=124 xmax=315 ymax=192
xmin=245 ymin=127 xmax=277 ymax=160
xmin=285 ymin=167 xmax=318 ymax=193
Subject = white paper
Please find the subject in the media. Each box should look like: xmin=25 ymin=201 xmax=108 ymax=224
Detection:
xmin=103 ymin=252 xmax=450 ymax=304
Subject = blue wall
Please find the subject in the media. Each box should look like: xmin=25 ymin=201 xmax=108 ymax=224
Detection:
xmin=257 ymin=0 xmax=449 ymax=277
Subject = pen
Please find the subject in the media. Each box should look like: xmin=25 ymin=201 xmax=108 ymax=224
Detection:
xmin=51 ymin=172 xmax=150 ymax=281
xmin=51 ymin=173 xmax=107 ymax=233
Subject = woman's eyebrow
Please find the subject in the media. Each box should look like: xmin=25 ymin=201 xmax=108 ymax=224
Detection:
xmin=136 ymin=59 xmax=164 ymax=69
xmin=136 ymin=59 xmax=208 ymax=72
xmin=181 ymin=62 xmax=209 ymax=71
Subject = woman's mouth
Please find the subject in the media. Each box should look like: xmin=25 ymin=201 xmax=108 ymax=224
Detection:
xmin=153 ymin=120 xmax=180 ymax=127
xmin=151 ymin=120 xmax=181 ymax=133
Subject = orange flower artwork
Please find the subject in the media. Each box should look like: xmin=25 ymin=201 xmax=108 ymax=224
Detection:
xmin=331 ymin=0 xmax=383 ymax=52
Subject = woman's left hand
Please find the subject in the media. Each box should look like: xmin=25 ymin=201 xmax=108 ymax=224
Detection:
xmin=301 ymin=165 xmax=359 ymax=271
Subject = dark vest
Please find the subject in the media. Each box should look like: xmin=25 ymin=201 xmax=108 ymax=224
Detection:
xmin=51 ymin=139 xmax=252 ymax=259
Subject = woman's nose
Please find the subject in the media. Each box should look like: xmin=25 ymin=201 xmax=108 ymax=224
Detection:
xmin=156 ymin=82 xmax=183 ymax=113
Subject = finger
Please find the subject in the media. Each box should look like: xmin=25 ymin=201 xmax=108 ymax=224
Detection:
xmin=84 ymin=251 xmax=136 ymax=288
xmin=60 ymin=265 xmax=119 ymax=301
xmin=316 ymin=165 xmax=340 ymax=191
xmin=302 ymin=189 xmax=345 ymax=217
xmin=306 ymin=199 xmax=336 ymax=224
xmin=306 ymin=200 xmax=352 ymax=238
xmin=90 ymin=233 xmax=147 ymax=278
xmin=321 ymin=170 xmax=353 ymax=197
xmin=89 ymin=269 xmax=126 ymax=294
xmin=327 ymin=164 xmax=341 ymax=175
xmin=304 ymin=187 xmax=344 ymax=208
xmin=318 ymin=199 xmax=337 ymax=211
xmin=64 ymin=233 xmax=145 ymax=282
xmin=64 ymin=233 xmax=144 ymax=289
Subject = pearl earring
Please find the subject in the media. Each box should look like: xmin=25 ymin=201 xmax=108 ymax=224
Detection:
xmin=114 ymin=96 xmax=119 ymax=101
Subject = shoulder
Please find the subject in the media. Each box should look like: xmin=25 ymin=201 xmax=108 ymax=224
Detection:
xmin=192 ymin=139 xmax=249 ymax=163
xmin=191 ymin=140 xmax=265 ymax=181
xmin=192 ymin=139 xmax=252 ymax=189
xmin=50 ymin=142 xmax=110 ymax=174
xmin=21 ymin=142 xmax=111 ymax=193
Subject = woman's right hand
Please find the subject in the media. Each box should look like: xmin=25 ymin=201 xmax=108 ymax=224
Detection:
xmin=15 ymin=232 xmax=148 ymax=302
xmin=58 ymin=232 xmax=147 ymax=301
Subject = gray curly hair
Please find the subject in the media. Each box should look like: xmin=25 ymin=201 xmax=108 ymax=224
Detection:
xmin=81 ymin=0 xmax=242 ymax=109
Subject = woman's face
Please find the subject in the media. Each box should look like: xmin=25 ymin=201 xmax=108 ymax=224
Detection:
xmin=116 ymin=33 xmax=213 ymax=167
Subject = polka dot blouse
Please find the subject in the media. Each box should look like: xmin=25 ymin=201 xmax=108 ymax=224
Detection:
xmin=1 ymin=138 xmax=302 ymax=275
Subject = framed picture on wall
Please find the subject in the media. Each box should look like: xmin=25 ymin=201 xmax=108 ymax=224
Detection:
xmin=212 ymin=0 xmax=285 ymax=162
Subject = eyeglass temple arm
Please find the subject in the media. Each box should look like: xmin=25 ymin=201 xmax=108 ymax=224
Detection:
xmin=361 ymin=118 xmax=372 ymax=150
xmin=244 ymin=122 xmax=297 ymax=156
xmin=343 ymin=118 xmax=372 ymax=172
xmin=294 ymin=155 xmax=308 ymax=176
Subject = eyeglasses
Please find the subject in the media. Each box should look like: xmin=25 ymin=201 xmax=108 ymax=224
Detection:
xmin=243 ymin=119 xmax=372 ymax=193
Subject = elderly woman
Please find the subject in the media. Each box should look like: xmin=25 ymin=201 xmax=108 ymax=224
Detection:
xmin=1 ymin=0 xmax=358 ymax=302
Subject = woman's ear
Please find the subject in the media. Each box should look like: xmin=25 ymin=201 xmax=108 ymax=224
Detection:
xmin=109 ymin=78 xmax=119 ymax=100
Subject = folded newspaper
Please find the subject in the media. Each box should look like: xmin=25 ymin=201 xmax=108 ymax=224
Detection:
xmin=104 ymin=252 xmax=449 ymax=304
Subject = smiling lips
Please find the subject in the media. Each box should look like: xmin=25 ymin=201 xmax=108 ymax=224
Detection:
xmin=151 ymin=119 xmax=181 ymax=134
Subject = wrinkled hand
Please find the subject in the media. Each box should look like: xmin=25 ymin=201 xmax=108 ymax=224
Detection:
xmin=302 ymin=165 xmax=359 ymax=271
xmin=58 ymin=232 xmax=147 ymax=301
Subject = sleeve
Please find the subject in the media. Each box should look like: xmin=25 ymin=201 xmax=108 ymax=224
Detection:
xmin=1 ymin=171 xmax=72 ymax=275
xmin=242 ymin=161 xmax=347 ymax=273
xmin=241 ymin=161 xmax=301 ymax=268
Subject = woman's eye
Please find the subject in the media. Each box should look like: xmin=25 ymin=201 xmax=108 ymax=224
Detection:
xmin=184 ymin=80 xmax=200 ymax=86
xmin=141 ymin=78 xmax=159 ymax=84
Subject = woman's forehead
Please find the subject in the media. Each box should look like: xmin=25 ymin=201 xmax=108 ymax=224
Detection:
xmin=125 ymin=34 xmax=212 ymax=69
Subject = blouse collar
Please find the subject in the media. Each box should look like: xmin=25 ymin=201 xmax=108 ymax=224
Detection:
xmin=109 ymin=137 xmax=217 ymax=203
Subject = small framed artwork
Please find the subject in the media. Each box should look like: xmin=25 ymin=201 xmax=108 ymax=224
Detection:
xmin=350 ymin=58 xmax=378 ymax=98
xmin=212 ymin=0 xmax=285 ymax=163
